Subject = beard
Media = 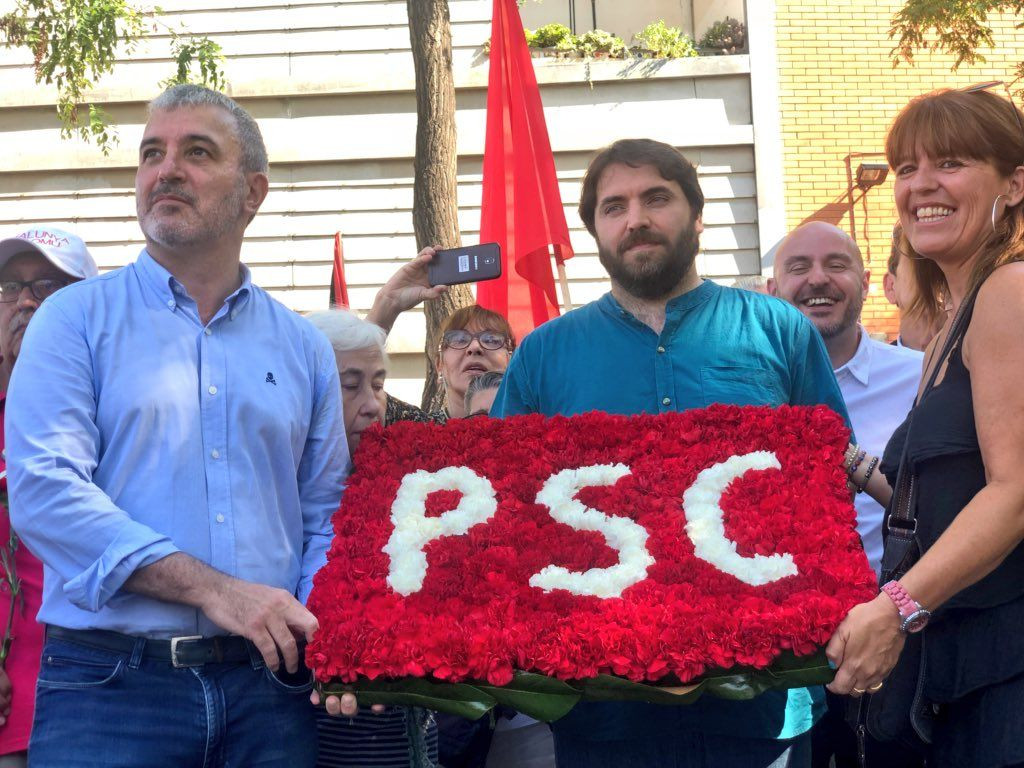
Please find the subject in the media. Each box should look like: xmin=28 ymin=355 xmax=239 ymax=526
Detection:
xmin=804 ymin=293 xmax=863 ymax=340
xmin=139 ymin=177 xmax=247 ymax=250
xmin=597 ymin=221 xmax=700 ymax=301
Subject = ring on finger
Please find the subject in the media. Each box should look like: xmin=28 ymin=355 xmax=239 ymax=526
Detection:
xmin=852 ymin=687 xmax=866 ymax=694
xmin=868 ymin=682 xmax=884 ymax=693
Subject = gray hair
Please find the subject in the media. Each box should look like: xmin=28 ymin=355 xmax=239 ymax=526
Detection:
xmin=464 ymin=370 xmax=504 ymax=414
xmin=731 ymin=275 xmax=769 ymax=293
xmin=149 ymin=84 xmax=269 ymax=175
xmin=305 ymin=309 xmax=388 ymax=367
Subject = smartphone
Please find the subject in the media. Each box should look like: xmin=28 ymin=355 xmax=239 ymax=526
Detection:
xmin=428 ymin=243 xmax=502 ymax=286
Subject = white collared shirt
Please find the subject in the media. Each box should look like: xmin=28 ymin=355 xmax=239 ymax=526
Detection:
xmin=834 ymin=327 xmax=923 ymax=574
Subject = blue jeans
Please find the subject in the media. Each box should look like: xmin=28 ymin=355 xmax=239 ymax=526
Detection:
xmin=552 ymin=728 xmax=811 ymax=768
xmin=28 ymin=632 xmax=317 ymax=768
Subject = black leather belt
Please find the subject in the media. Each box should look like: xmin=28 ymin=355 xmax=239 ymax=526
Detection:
xmin=46 ymin=626 xmax=253 ymax=668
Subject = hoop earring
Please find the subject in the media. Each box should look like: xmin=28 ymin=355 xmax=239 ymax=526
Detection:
xmin=992 ymin=193 xmax=1008 ymax=234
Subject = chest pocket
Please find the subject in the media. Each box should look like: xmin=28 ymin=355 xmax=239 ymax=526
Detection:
xmin=699 ymin=366 xmax=785 ymax=408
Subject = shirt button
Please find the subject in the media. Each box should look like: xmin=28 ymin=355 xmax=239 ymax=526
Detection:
xmin=208 ymin=385 xmax=218 ymax=395
xmin=204 ymin=328 xmax=212 ymax=336
xmin=166 ymin=300 xmax=175 ymax=309
xmin=662 ymin=397 xmax=671 ymax=406
xmin=216 ymin=514 xmax=225 ymax=524
xmin=210 ymin=449 xmax=220 ymax=459
xmin=657 ymin=346 xmax=666 ymax=354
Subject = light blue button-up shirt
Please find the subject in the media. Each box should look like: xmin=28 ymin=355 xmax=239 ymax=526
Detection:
xmin=6 ymin=251 xmax=348 ymax=638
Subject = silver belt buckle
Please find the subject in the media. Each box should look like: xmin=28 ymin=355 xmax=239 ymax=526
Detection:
xmin=170 ymin=635 xmax=204 ymax=668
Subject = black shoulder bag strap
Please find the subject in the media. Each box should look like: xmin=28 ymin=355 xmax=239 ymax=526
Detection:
xmin=880 ymin=286 xmax=980 ymax=585
xmin=855 ymin=288 xmax=983 ymax=764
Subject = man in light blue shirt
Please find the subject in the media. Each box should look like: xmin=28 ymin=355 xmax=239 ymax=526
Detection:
xmin=493 ymin=139 xmax=849 ymax=768
xmin=6 ymin=85 xmax=348 ymax=767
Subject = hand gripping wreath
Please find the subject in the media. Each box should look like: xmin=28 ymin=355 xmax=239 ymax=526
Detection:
xmin=306 ymin=405 xmax=876 ymax=720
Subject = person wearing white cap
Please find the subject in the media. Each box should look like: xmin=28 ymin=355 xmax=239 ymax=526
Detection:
xmin=0 ymin=226 xmax=97 ymax=768
xmin=0 ymin=227 xmax=98 ymax=389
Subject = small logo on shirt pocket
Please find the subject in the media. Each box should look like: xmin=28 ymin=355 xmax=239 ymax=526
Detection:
xmin=266 ymin=372 xmax=277 ymax=385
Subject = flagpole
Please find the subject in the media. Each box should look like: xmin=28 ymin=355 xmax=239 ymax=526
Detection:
xmin=556 ymin=259 xmax=572 ymax=313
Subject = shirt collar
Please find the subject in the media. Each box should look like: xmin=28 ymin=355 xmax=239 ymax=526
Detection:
xmin=834 ymin=326 xmax=872 ymax=386
xmin=135 ymin=249 xmax=253 ymax=319
xmin=598 ymin=280 xmax=717 ymax=322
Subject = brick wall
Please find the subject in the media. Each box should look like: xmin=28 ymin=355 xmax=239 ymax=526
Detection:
xmin=774 ymin=1 xmax=1023 ymax=338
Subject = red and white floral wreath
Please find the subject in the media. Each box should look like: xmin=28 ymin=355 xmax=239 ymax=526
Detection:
xmin=307 ymin=404 xmax=875 ymax=691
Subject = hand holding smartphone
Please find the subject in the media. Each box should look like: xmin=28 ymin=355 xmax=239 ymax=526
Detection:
xmin=428 ymin=243 xmax=502 ymax=287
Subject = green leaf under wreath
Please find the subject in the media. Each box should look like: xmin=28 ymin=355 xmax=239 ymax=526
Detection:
xmin=316 ymin=648 xmax=834 ymax=722
xmin=319 ymin=678 xmax=497 ymax=720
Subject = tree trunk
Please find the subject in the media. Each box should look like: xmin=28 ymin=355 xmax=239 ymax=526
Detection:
xmin=407 ymin=0 xmax=474 ymax=412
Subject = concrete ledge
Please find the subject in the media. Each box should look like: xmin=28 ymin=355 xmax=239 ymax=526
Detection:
xmin=0 ymin=54 xmax=750 ymax=110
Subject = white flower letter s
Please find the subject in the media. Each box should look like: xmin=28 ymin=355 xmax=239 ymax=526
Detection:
xmin=530 ymin=464 xmax=654 ymax=599
xmin=384 ymin=466 xmax=498 ymax=595
xmin=683 ymin=451 xmax=798 ymax=586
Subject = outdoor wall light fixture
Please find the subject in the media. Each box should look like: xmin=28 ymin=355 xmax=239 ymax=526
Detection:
xmin=855 ymin=162 xmax=889 ymax=190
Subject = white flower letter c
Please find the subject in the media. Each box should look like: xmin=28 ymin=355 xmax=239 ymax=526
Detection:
xmin=682 ymin=451 xmax=798 ymax=586
xmin=384 ymin=466 xmax=498 ymax=595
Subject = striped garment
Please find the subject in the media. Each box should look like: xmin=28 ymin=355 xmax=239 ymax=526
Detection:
xmin=315 ymin=706 xmax=439 ymax=768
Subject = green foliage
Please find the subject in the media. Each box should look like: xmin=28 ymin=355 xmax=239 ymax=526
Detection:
xmin=634 ymin=20 xmax=698 ymax=59
xmin=576 ymin=29 xmax=625 ymax=57
xmin=529 ymin=22 xmax=572 ymax=48
xmin=699 ymin=16 xmax=746 ymax=53
xmin=0 ymin=0 xmax=228 ymax=154
xmin=0 ymin=0 xmax=145 ymax=153
xmin=523 ymin=25 xmax=627 ymax=59
xmin=318 ymin=648 xmax=835 ymax=722
xmin=554 ymin=33 xmax=578 ymax=53
xmin=163 ymin=35 xmax=227 ymax=91
xmin=890 ymin=0 xmax=1024 ymax=69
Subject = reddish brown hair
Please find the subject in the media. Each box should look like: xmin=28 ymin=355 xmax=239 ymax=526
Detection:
xmin=885 ymin=88 xmax=1024 ymax=317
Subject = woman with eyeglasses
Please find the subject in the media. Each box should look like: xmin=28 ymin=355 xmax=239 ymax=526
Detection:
xmin=432 ymin=307 xmax=515 ymax=420
xmin=826 ymin=86 xmax=1024 ymax=767
xmin=366 ymin=248 xmax=516 ymax=424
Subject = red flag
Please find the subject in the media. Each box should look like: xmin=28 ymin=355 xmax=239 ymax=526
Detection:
xmin=477 ymin=0 xmax=574 ymax=341
xmin=330 ymin=232 xmax=350 ymax=308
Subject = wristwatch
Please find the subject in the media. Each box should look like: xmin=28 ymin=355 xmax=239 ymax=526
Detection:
xmin=881 ymin=580 xmax=931 ymax=633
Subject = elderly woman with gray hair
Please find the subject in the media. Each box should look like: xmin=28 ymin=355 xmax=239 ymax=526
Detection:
xmin=305 ymin=309 xmax=438 ymax=768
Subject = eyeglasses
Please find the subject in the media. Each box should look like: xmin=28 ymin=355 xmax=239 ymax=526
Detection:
xmin=960 ymin=80 xmax=1024 ymax=145
xmin=441 ymin=329 xmax=510 ymax=351
xmin=0 ymin=278 xmax=71 ymax=303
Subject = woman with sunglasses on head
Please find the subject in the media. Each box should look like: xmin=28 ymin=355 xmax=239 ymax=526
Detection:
xmin=366 ymin=248 xmax=516 ymax=423
xmin=826 ymin=86 xmax=1024 ymax=767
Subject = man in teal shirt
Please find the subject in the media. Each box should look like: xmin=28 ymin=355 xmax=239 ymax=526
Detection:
xmin=492 ymin=139 xmax=849 ymax=768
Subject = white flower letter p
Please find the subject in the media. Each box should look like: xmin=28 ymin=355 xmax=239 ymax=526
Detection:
xmin=384 ymin=466 xmax=498 ymax=595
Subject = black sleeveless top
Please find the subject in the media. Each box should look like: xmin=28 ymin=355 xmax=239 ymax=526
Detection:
xmin=881 ymin=305 xmax=1024 ymax=701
